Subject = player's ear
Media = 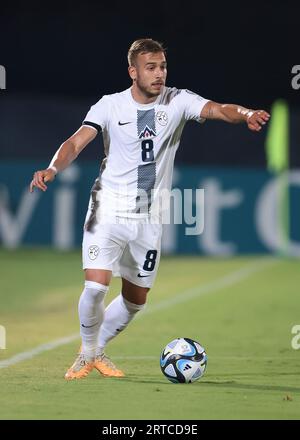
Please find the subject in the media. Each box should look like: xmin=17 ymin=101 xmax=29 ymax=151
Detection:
xmin=128 ymin=65 xmax=137 ymax=81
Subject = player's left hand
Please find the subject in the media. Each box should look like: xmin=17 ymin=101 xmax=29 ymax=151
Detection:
xmin=247 ymin=110 xmax=270 ymax=132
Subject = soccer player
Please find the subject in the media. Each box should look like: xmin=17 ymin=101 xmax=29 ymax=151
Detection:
xmin=29 ymin=38 xmax=270 ymax=380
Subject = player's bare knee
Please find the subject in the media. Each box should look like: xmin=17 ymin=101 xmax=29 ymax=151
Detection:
xmin=121 ymin=287 xmax=149 ymax=306
xmin=85 ymin=268 xmax=112 ymax=286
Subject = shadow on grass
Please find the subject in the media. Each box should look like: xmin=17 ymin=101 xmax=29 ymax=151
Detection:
xmin=201 ymin=380 xmax=300 ymax=394
xmin=117 ymin=376 xmax=300 ymax=394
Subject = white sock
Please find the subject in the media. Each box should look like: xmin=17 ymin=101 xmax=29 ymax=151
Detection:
xmin=78 ymin=280 xmax=109 ymax=361
xmin=96 ymin=293 xmax=145 ymax=355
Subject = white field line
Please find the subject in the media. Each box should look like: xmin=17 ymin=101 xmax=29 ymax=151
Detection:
xmin=0 ymin=334 xmax=79 ymax=369
xmin=0 ymin=258 xmax=276 ymax=369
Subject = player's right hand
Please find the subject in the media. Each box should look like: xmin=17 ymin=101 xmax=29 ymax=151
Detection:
xmin=29 ymin=168 xmax=56 ymax=193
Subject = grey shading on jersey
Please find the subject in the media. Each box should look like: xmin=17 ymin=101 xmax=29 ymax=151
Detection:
xmin=85 ymin=177 xmax=101 ymax=232
xmin=154 ymin=121 xmax=186 ymax=165
xmin=135 ymin=108 xmax=157 ymax=212
xmin=85 ymin=126 xmax=111 ymax=231
xmin=135 ymin=163 xmax=157 ymax=213
xmin=85 ymin=158 xmax=108 ymax=232
xmin=137 ymin=108 xmax=156 ymax=138
xmin=158 ymin=87 xmax=181 ymax=105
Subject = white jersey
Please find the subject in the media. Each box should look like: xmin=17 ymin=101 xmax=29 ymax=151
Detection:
xmin=82 ymin=86 xmax=209 ymax=224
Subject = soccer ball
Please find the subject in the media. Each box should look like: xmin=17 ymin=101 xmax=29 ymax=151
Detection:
xmin=160 ymin=337 xmax=207 ymax=383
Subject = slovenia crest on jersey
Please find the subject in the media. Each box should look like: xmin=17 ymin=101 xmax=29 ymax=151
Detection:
xmin=156 ymin=110 xmax=168 ymax=126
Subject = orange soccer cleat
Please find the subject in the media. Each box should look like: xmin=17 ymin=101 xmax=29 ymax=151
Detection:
xmin=64 ymin=353 xmax=94 ymax=380
xmin=94 ymin=353 xmax=125 ymax=378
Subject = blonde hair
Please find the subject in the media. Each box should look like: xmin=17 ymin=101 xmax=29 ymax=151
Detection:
xmin=127 ymin=38 xmax=166 ymax=66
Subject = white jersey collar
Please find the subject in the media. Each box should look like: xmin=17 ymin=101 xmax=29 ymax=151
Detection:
xmin=127 ymin=87 xmax=162 ymax=109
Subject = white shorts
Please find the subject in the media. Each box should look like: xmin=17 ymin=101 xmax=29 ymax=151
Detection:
xmin=82 ymin=218 xmax=162 ymax=288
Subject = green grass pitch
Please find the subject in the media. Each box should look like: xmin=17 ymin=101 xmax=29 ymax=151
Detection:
xmin=0 ymin=249 xmax=299 ymax=420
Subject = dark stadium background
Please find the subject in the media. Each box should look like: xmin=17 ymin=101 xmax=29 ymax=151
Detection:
xmin=0 ymin=0 xmax=299 ymax=253
xmin=0 ymin=0 xmax=298 ymax=166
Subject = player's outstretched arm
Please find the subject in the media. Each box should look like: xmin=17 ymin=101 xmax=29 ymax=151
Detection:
xmin=29 ymin=126 xmax=97 ymax=192
xmin=200 ymin=101 xmax=270 ymax=132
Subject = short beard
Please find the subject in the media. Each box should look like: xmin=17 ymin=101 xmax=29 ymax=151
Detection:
xmin=135 ymin=78 xmax=160 ymax=98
